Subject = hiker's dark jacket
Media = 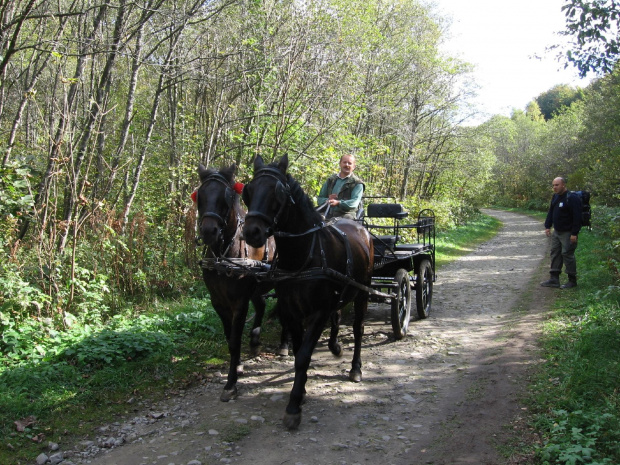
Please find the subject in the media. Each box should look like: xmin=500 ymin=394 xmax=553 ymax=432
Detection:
xmin=544 ymin=191 xmax=582 ymax=236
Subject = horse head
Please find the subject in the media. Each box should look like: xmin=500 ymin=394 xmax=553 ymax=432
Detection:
xmin=242 ymin=154 xmax=295 ymax=248
xmin=196 ymin=163 xmax=238 ymax=247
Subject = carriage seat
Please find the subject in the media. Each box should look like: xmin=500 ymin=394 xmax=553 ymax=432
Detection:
xmin=372 ymin=235 xmax=402 ymax=257
xmin=366 ymin=204 xmax=407 ymax=255
xmin=366 ymin=203 xmax=408 ymax=219
xmin=394 ymin=243 xmax=426 ymax=253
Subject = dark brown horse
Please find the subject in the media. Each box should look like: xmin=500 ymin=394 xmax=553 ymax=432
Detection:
xmin=195 ymin=163 xmax=281 ymax=402
xmin=242 ymin=155 xmax=374 ymax=429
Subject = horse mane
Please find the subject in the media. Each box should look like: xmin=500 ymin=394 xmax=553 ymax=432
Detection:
xmin=286 ymin=174 xmax=322 ymax=225
xmin=258 ymin=158 xmax=323 ymax=225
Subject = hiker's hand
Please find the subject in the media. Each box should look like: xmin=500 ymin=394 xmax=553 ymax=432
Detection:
xmin=545 ymin=228 xmax=551 ymax=237
xmin=570 ymin=235 xmax=578 ymax=244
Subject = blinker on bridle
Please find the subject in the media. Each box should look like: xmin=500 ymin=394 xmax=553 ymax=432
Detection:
xmin=245 ymin=167 xmax=294 ymax=236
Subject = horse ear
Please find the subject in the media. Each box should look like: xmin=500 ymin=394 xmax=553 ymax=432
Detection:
xmin=277 ymin=154 xmax=289 ymax=174
xmin=221 ymin=163 xmax=236 ymax=183
xmin=253 ymin=155 xmax=265 ymax=172
xmin=198 ymin=164 xmax=209 ymax=181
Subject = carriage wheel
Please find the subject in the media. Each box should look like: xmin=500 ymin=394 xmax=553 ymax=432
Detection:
xmin=416 ymin=259 xmax=433 ymax=319
xmin=391 ymin=268 xmax=412 ymax=340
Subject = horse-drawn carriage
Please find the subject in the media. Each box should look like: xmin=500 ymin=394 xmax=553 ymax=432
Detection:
xmin=362 ymin=203 xmax=435 ymax=340
xmin=195 ymin=155 xmax=436 ymax=429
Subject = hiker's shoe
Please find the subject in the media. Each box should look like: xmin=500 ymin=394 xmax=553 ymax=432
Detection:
xmin=561 ymin=281 xmax=578 ymax=289
xmin=541 ymin=278 xmax=560 ymax=288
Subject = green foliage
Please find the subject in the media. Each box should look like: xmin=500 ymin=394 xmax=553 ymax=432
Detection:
xmin=480 ymin=111 xmax=554 ymax=207
xmin=529 ymin=209 xmax=620 ymax=464
xmin=58 ymin=329 xmax=173 ymax=368
xmin=537 ymin=410 xmax=617 ymax=464
xmin=0 ymin=295 xmax=235 ymax=464
xmin=560 ymin=0 xmax=620 ymax=77
xmin=481 ymin=70 xmax=620 ymax=211
xmin=577 ymin=68 xmax=620 ymax=204
xmin=0 ymin=260 xmax=51 ymax=320
xmin=535 ymin=84 xmax=584 ymax=120
xmin=0 ymin=164 xmax=33 ymax=216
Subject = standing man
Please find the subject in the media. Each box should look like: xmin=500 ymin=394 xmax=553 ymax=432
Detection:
xmin=317 ymin=154 xmax=364 ymax=220
xmin=541 ymin=176 xmax=582 ymax=289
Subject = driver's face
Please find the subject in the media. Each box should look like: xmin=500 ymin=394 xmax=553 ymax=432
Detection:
xmin=339 ymin=155 xmax=356 ymax=176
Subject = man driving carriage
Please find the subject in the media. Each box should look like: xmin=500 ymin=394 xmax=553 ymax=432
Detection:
xmin=317 ymin=154 xmax=365 ymax=220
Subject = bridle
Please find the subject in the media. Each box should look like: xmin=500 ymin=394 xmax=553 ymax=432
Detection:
xmin=198 ymin=173 xmax=236 ymax=227
xmin=244 ymin=167 xmax=294 ymax=237
xmin=196 ymin=173 xmax=241 ymax=255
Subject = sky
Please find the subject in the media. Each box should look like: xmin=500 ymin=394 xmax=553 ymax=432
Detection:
xmin=432 ymin=0 xmax=591 ymax=123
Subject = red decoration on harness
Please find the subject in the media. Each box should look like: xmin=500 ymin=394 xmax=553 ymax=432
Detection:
xmin=233 ymin=182 xmax=244 ymax=194
xmin=190 ymin=190 xmax=197 ymax=203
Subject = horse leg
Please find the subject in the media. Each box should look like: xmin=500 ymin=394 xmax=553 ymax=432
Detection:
xmin=349 ymin=294 xmax=367 ymax=383
xmin=272 ymin=302 xmax=290 ymax=356
xmin=288 ymin=317 xmax=304 ymax=357
xmin=283 ymin=313 xmax=326 ymax=430
xmin=220 ymin=304 xmax=247 ymax=402
xmin=248 ymin=293 xmax=266 ymax=356
xmin=327 ymin=309 xmax=342 ymax=357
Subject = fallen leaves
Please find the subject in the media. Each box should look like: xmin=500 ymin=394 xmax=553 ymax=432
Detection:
xmin=14 ymin=416 xmax=37 ymax=432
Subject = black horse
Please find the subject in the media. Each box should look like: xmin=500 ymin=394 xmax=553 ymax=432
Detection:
xmin=195 ymin=163 xmax=282 ymax=402
xmin=242 ymin=154 xmax=374 ymax=429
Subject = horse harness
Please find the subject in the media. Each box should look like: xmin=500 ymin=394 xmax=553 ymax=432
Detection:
xmin=244 ymin=166 xmax=366 ymax=301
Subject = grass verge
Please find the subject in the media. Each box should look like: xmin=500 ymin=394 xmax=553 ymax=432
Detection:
xmin=525 ymin=206 xmax=620 ymax=464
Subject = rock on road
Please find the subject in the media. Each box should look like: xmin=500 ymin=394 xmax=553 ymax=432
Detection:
xmin=65 ymin=210 xmax=550 ymax=465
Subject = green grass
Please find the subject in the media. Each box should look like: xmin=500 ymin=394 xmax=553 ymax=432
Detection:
xmin=526 ymin=207 xmax=620 ymax=464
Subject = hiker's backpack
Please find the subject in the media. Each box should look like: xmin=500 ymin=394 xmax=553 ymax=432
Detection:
xmin=569 ymin=190 xmax=591 ymax=228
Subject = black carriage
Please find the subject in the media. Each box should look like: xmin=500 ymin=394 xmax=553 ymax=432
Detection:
xmin=202 ymin=201 xmax=436 ymax=341
xmin=361 ymin=203 xmax=436 ymax=340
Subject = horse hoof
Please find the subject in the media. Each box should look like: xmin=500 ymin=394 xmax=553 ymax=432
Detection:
xmin=220 ymin=387 xmax=238 ymax=402
xmin=277 ymin=346 xmax=289 ymax=357
xmin=329 ymin=342 xmax=343 ymax=357
xmin=236 ymin=364 xmax=244 ymax=375
xmin=349 ymin=369 xmax=362 ymax=383
xmin=250 ymin=345 xmax=261 ymax=357
xmin=283 ymin=412 xmax=301 ymax=430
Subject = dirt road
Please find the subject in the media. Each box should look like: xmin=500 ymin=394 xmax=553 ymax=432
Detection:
xmin=70 ymin=209 xmax=551 ymax=465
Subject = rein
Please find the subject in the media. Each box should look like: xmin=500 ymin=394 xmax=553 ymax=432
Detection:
xmin=243 ymin=166 xmax=355 ymax=292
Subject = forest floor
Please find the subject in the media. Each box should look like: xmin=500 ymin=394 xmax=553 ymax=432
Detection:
xmin=67 ymin=209 xmax=553 ymax=465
